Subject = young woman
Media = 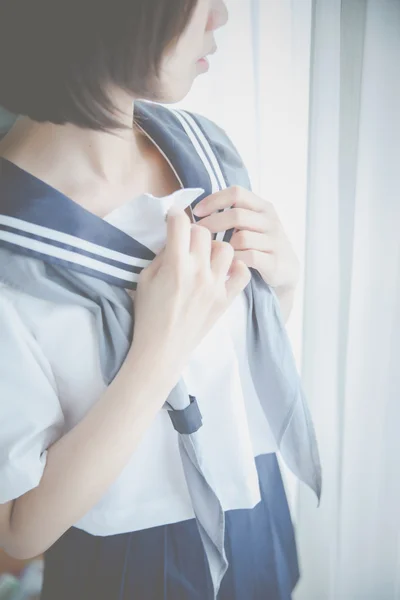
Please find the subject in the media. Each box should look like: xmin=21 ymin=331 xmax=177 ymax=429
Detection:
xmin=0 ymin=1 xmax=321 ymax=598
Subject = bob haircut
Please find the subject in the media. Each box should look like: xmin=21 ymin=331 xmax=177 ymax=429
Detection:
xmin=0 ymin=0 xmax=198 ymax=131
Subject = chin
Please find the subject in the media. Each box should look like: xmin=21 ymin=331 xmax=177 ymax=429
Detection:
xmin=172 ymin=83 xmax=196 ymax=103
xmin=147 ymin=67 xmax=198 ymax=105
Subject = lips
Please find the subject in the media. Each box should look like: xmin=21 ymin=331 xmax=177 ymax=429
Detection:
xmin=197 ymin=45 xmax=217 ymax=62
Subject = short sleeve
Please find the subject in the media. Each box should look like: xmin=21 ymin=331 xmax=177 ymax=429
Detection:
xmin=0 ymin=284 xmax=64 ymax=503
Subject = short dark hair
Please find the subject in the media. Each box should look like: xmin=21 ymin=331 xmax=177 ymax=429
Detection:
xmin=0 ymin=0 xmax=198 ymax=131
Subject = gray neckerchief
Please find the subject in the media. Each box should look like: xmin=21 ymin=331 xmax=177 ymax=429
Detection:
xmin=0 ymin=100 xmax=321 ymax=597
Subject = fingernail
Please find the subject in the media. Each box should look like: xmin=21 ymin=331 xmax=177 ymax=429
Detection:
xmin=192 ymin=204 xmax=205 ymax=217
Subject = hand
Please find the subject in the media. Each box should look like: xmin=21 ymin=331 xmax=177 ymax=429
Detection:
xmin=130 ymin=207 xmax=251 ymax=372
xmin=193 ymin=186 xmax=300 ymax=320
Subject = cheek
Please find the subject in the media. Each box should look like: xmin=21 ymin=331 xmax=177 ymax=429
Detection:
xmin=152 ymin=57 xmax=197 ymax=103
xmin=178 ymin=0 xmax=211 ymax=49
xmin=160 ymin=52 xmax=196 ymax=86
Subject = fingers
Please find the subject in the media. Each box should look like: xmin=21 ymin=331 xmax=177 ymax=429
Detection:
xmin=149 ymin=209 xmax=252 ymax=302
xmin=210 ymin=241 xmax=252 ymax=300
xmin=189 ymin=225 xmax=212 ymax=270
xmin=233 ymin=248 xmax=275 ymax=281
xmin=196 ymin=207 xmax=270 ymax=235
xmin=230 ymin=229 xmax=272 ymax=252
xmin=225 ymin=259 xmax=251 ymax=301
xmin=193 ymin=186 xmax=267 ymax=216
xmin=164 ymin=207 xmax=191 ymax=266
xmin=210 ymin=241 xmax=235 ymax=279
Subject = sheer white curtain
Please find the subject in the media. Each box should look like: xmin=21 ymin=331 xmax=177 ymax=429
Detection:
xmin=296 ymin=1 xmax=400 ymax=598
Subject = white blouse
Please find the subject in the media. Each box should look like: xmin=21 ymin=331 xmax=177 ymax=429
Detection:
xmin=0 ymin=187 xmax=277 ymax=536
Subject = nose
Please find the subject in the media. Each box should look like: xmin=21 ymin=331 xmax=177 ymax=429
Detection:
xmin=207 ymin=0 xmax=229 ymax=32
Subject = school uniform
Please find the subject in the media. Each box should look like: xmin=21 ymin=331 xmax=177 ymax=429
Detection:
xmin=0 ymin=101 xmax=321 ymax=599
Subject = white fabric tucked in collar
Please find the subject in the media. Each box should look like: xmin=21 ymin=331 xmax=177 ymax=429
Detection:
xmin=104 ymin=187 xmax=201 ymax=253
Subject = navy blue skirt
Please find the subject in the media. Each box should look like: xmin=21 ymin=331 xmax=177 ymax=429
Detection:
xmin=41 ymin=454 xmax=299 ymax=600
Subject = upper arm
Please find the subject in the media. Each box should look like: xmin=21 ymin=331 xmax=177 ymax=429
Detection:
xmin=0 ymin=284 xmax=64 ymax=509
xmin=0 ymin=501 xmax=13 ymax=550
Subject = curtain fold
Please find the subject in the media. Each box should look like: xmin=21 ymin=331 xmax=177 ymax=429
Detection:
xmin=295 ymin=1 xmax=400 ymax=598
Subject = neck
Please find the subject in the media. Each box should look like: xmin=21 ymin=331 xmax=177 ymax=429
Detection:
xmin=0 ymin=95 xmax=148 ymax=187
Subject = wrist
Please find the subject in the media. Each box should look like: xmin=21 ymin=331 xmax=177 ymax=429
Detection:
xmin=275 ymin=282 xmax=296 ymax=298
xmin=125 ymin=341 xmax=184 ymax=390
xmin=274 ymin=283 xmax=296 ymax=323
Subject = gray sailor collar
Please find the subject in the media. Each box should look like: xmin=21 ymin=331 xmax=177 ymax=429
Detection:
xmin=0 ymin=100 xmax=234 ymax=290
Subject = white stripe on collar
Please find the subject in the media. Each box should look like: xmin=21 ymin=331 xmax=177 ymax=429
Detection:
xmin=175 ymin=110 xmax=228 ymax=191
xmin=0 ymin=228 xmax=142 ymax=285
xmin=0 ymin=214 xmax=150 ymax=269
xmin=171 ymin=109 xmax=221 ymax=193
xmin=172 ymin=109 xmax=230 ymax=243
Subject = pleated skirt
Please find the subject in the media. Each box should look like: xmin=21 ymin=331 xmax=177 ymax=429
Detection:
xmin=40 ymin=454 xmax=299 ymax=600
